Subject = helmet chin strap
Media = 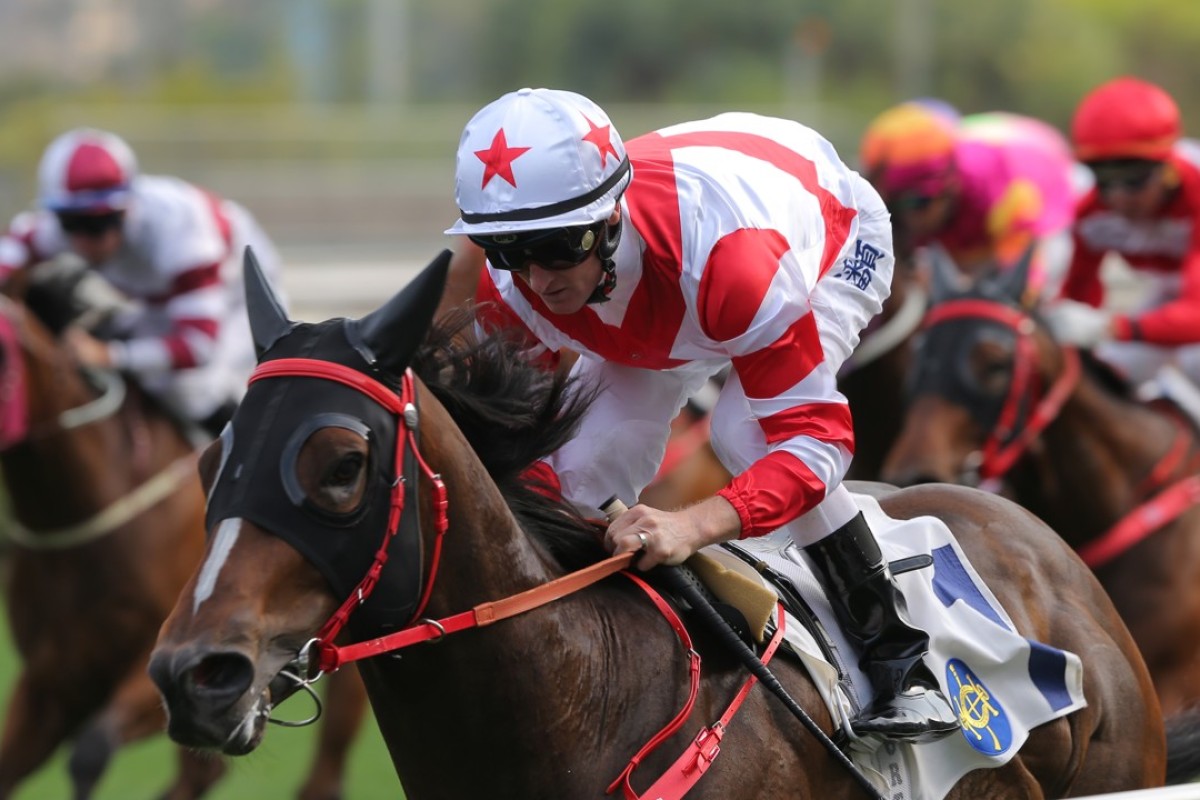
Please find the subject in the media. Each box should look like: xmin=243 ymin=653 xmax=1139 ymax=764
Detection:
xmin=586 ymin=214 xmax=624 ymax=305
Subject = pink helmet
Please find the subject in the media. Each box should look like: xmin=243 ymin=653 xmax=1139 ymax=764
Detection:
xmin=38 ymin=128 xmax=138 ymax=213
xmin=859 ymin=102 xmax=958 ymax=199
xmin=445 ymin=88 xmax=632 ymax=236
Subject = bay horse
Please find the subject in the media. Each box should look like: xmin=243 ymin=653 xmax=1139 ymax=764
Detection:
xmin=0 ymin=267 xmax=223 ymax=799
xmin=148 ymin=250 xmax=1176 ymax=798
xmin=880 ymin=250 xmax=1200 ymax=718
xmin=0 ymin=265 xmax=367 ymax=800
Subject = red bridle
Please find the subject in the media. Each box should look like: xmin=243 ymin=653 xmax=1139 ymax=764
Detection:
xmin=247 ymin=358 xmax=449 ymax=664
xmin=921 ymin=299 xmax=1081 ymax=486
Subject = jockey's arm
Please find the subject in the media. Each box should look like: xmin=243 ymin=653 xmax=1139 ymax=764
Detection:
xmin=105 ymin=261 xmax=224 ymax=375
xmin=0 ymin=211 xmax=57 ymax=282
xmin=434 ymin=237 xmax=486 ymax=322
xmin=1120 ymin=244 xmax=1200 ymax=345
xmin=1057 ymin=232 xmax=1106 ymax=307
xmin=609 ymin=234 xmax=853 ymax=570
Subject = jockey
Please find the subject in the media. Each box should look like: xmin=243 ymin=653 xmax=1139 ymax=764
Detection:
xmin=0 ymin=128 xmax=286 ymax=438
xmin=1046 ymin=77 xmax=1200 ymax=420
xmin=859 ymin=100 xmax=1079 ymax=295
xmin=447 ymin=87 xmax=959 ymax=743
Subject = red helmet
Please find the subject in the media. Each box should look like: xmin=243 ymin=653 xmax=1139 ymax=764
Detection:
xmin=1071 ymin=77 xmax=1180 ymax=163
xmin=37 ymin=128 xmax=138 ymax=213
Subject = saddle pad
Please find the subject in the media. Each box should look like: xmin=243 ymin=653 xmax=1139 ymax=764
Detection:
xmin=705 ymin=492 xmax=1086 ymax=800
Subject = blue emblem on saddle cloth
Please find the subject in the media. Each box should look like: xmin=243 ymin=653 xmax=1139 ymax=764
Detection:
xmin=945 ymin=658 xmax=1012 ymax=755
xmin=833 ymin=239 xmax=882 ymax=290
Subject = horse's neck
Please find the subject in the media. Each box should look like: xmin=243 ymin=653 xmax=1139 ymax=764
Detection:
xmin=1011 ymin=374 xmax=1177 ymax=540
xmin=2 ymin=355 xmax=188 ymax=530
xmin=363 ymin=404 xmax=702 ymax=794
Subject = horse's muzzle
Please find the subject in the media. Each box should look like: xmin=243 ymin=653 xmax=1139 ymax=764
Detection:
xmin=148 ymin=646 xmax=260 ymax=751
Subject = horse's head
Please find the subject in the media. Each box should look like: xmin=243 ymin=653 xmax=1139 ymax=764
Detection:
xmin=149 ymin=248 xmax=451 ymax=754
xmin=880 ymin=247 xmax=1079 ymax=488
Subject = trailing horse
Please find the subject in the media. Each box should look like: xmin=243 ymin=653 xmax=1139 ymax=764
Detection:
xmin=0 ymin=268 xmax=223 ymax=799
xmin=0 ymin=264 xmax=369 ymax=800
xmin=149 ymin=250 xmax=1174 ymax=798
xmin=882 ymin=249 xmax=1200 ymax=718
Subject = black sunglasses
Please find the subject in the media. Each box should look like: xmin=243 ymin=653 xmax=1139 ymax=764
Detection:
xmin=891 ymin=193 xmax=937 ymax=213
xmin=1090 ymin=161 xmax=1161 ymax=193
xmin=471 ymin=222 xmax=603 ymax=272
xmin=56 ymin=211 xmax=125 ymax=238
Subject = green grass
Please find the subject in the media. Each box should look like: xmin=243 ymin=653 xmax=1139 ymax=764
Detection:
xmin=0 ymin=607 xmax=406 ymax=799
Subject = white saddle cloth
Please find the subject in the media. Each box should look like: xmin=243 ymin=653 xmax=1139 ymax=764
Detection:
xmin=707 ymin=492 xmax=1086 ymax=800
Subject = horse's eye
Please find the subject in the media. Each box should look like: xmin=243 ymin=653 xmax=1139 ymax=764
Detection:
xmin=966 ymin=360 xmax=1009 ymax=397
xmin=323 ymin=452 xmax=365 ymax=488
xmin=283 ymin=417 xmax=372 ymax=517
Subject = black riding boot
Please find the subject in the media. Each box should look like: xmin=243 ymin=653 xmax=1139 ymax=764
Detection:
xmin=805 ymin=512 xmax=959 ymax=742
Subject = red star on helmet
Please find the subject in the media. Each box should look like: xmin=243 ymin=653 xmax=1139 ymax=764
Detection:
xmin=581 ymin=116 xmax=619 ymax=166
xmin=474 ymin=129 xmax=531 ymax=189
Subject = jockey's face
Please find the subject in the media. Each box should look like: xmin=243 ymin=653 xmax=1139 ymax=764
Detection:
xmin=892 ymin=188 xmax=956 ymax=247
xmin=519 ymin=251 xmax=604 ymax=315
xmin=509 ymin=207 xmax=620 ymax=315
xmin=68 ymin=227 xmax=124 ymax=265
xmin=1091 ymin=160 xmax=1171 ymax=222
xmin=57 ymin=211 xmax=125 ymax=265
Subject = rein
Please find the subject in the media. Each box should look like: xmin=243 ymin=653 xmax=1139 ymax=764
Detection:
xmin=0 ymin=293 xmax=128 ymax=449
xmin=57 ymin=368 xmax=127 ymax=431
xmin=922 ymin=299 xmax=1081 ymax=486
xmin=308 ymin=550 xmax=637 ymax=672
xmin=6 ymin=452 xmax=198 ymax=550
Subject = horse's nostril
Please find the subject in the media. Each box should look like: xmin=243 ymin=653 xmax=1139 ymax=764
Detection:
xmin=186 ymin=653 xmax=255 ymax=701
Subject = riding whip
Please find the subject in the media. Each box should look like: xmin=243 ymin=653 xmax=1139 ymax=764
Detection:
xmin=600 ymin=497 xmax=884 ymax=800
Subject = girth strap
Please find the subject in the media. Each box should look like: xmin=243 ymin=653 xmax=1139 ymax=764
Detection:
xmin=611 ymin=601 xmax=786 ymax=800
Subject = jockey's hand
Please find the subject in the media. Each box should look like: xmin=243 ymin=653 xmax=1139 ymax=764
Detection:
xmin=1044 ymin=299 xmax=1113 ymax=348
xmin=64 ymin=327 xmax=114 ymax=369
xmin=605 ymin=495 xmax=741 ymax=571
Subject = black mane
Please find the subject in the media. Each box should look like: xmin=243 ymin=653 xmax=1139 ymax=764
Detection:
xmin=410 ymin=311 xmax=608 ymax=569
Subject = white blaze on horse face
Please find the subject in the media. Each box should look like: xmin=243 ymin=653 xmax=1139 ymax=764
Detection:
xmin=193 ymin=517 xmax=242 ymax=613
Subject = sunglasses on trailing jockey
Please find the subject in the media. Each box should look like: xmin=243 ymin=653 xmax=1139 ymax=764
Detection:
xmin=1090 ymin=161 xmax=1162 ymax=193
xmin=56 ymin=211 xmax=125 ymax=238
xmin=470 ymin=222 xmax=604 ymax=272
xmin=891 ymin=193 xmax=937 ymax=213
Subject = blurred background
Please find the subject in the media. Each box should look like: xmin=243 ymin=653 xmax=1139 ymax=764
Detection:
xmin=1 ymin=0 xmax=1198 ymax=316
xmin=0 ymin=1 xmax=1196 ymax=796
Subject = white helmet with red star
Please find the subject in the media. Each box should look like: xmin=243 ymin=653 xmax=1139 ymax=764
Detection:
xmin=38 ymin=128 xmax=138 ymax=214
xmin=445 ymin=88 xmax=631 ymax=236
